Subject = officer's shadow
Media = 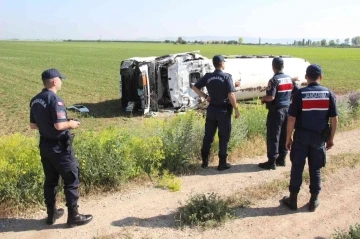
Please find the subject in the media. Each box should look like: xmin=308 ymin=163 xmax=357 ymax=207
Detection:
xmin=0 ymin=217 xmax=69 ymax=233
xmin=111 ymin=203 xmax=310 ymax=229
xmin=234 ymin=202 xmax=310 ymax=219
xmin=111 ymin=212 xmax=177 ymax=229
xmin=197 ymin=163 xmax=263 ymax=176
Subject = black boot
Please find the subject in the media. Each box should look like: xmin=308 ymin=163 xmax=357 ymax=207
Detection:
xmin=308 ymin=194 xmax=319 ymax=212
xmin=281 ymin=192 xmax=298 ymax=210
xmin=276 ymin=154 xmax=286 ymax=166
xmin=217 ymin=154 xmax=231 ymax=171
xmin=201 ymin=152 xmax=209 ymax=168
xmin=67 ymin=206 xmax=93 ymax=228
xmin=258 ymin=158 xmax=276 ymax=170
xmin=46 ymin=203 xmax=64 ymax=225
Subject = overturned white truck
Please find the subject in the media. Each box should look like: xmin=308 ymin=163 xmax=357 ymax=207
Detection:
xmin=119 ymin=51 xmax=310 ymax=114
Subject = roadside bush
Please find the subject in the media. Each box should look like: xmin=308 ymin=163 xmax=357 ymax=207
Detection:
xmin=154 ymin=111 xmax=204 ymax=173
xmin=337 ymin=91 xmax=360 ymax=128
xmin=156 ymin=170 xmax=182 ymax=192
xmin=348 ymin=91 xmax=360 ymax=118
xmin=333 ymin=223 xmax=360 ymax=239
xmin=1 ymin=94 xmax=358 ymax=211
xmin=0 ymin=134 xmax=43 ymax=210
xmin=176 ymin=192 xmax=234 ymax=228
xmin=337 ymin=96 xmax=353 ymax=128
xmin=348 ymin=91 xmax=360 ymax=109
xmin=241 ymin=102 xmax=267 ymax=137
xmin=74 ymin=127 xmax=164 ymax=192
xmin=228 ymin=115 xmax=248 ymax=152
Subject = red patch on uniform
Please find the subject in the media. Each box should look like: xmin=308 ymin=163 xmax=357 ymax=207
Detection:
xmin=278 ymin=83 xmax=293 ymax=92
xmin=58 ymin=102 xmax=64 ymax=106
xmin=56 ymin=111 xmax=66 ymax=119
xmin=302 ymin=99 xmax=330 ymax=110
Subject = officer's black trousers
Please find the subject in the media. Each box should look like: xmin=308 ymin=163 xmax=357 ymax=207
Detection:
xmin=289 ymin=130 xmax=326 ymax=194
xmin=40 ymin=140 xmax=79 ymax=208
xmin=266 ymin=108 xmax=288 ymax=161
xmin=201 ymin=109 xmax=231 ymax=158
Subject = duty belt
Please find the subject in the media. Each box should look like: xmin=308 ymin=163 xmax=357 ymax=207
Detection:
xmin=267 ymin=105 xmax=289 ymax=111
xmin=209 ymin=103 xmax=228 ymax=109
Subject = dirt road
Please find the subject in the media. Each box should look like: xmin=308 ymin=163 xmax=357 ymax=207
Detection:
xmin=1 ymin=129 xmax=360 ymax=239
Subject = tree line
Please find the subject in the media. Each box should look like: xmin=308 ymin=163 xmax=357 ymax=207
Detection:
xmin=292 ymin=36 xmax=360 ymax=46
xmin=63 ymin=39 xmax=163 ymax=43
xmin=61 ymin=36 xmax=360 ymax=47
xmin=172 ymin=36 xmax=360 ymax=47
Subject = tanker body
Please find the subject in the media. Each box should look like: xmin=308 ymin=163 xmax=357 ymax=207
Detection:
xmin=119 ymin=51 xmax=310 ymax=114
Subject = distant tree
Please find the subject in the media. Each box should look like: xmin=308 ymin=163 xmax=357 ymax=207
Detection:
xmin=344 ymin=38 xmax=350 ymax=45
xmin=302 ymin=39 xmax=305 ymax=46
xmin=321 ymin=39 xmax=327 ymax=46
xmin=227 ymin=40 xmax=238 ymax=45
xmin=259 ymin=37 xmax=261 ymax=45
xmin=297 ymin=40 xmax=302 ymax=46
xmin=238 ymin=37 xmax=244 ymax=45
xmin=164 ymin=40 xmax=171 ymax=43
xmin=293 ymin=40 xmax=297 ymax=46
xmin=351 ymin=36 xmax=360 ymax=45
xmin=329 ymin=40 xmax=336 ymax=46
xmin=177 ymin=36 xmax=183 ymax=44
xmin=336 ymin=39 xmax=340 ymax=45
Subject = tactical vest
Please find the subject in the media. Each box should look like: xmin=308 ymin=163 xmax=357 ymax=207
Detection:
xmin=298 ymin=84 xmax=331 ymax=132
xmin=273 ymin=73 xmax=294 ymax=108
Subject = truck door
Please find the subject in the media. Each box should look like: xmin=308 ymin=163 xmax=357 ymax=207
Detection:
xmin=139 ymin=65 xmax=150 ymax=114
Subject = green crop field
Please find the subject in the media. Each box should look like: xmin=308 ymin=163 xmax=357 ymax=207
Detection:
xmin=0 ymin=41 xmax=359 ymax=136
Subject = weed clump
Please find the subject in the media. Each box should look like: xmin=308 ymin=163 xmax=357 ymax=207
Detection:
xmin=332 ymin=223 xmax=360 ymax=239
xmin=176 ymin=193 xmax=234 ymax=228
xmin=156 ymin=170 xmax=182 ymax=192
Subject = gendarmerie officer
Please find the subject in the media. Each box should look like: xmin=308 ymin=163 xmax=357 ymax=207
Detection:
xmin=259 ymin=57 xmax=299 ymax=170
xmin=281 ymin=64 xmax=338 ymax=211
xmin=29 ymin=68 xmax=92 ymax=227
xmin=191 ymin=55 xmax=240 ymax=171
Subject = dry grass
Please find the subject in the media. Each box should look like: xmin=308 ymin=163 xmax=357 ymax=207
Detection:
xmin=230 ymin=136 xmax=266 ymax=160
xmin=228 ymin=179 xmax=288 ymax=209
xmin=229 ymin=153 xmax=360 ymax=209
xmin=0 ymin=204 xmax=43 ymax=218
xmin=0 ymin=174 xmax=156 ymax=218
xmin=93 ymin=152 xmax=360 ymax=238
xmin=323 ymin=153 xmax=360 ymax=174
xmin=338 ymin=118 xmax=360 ymax=132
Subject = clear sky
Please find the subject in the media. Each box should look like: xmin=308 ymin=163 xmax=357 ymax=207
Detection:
xmin=0 ymin=0 xmax=359 ymax=40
